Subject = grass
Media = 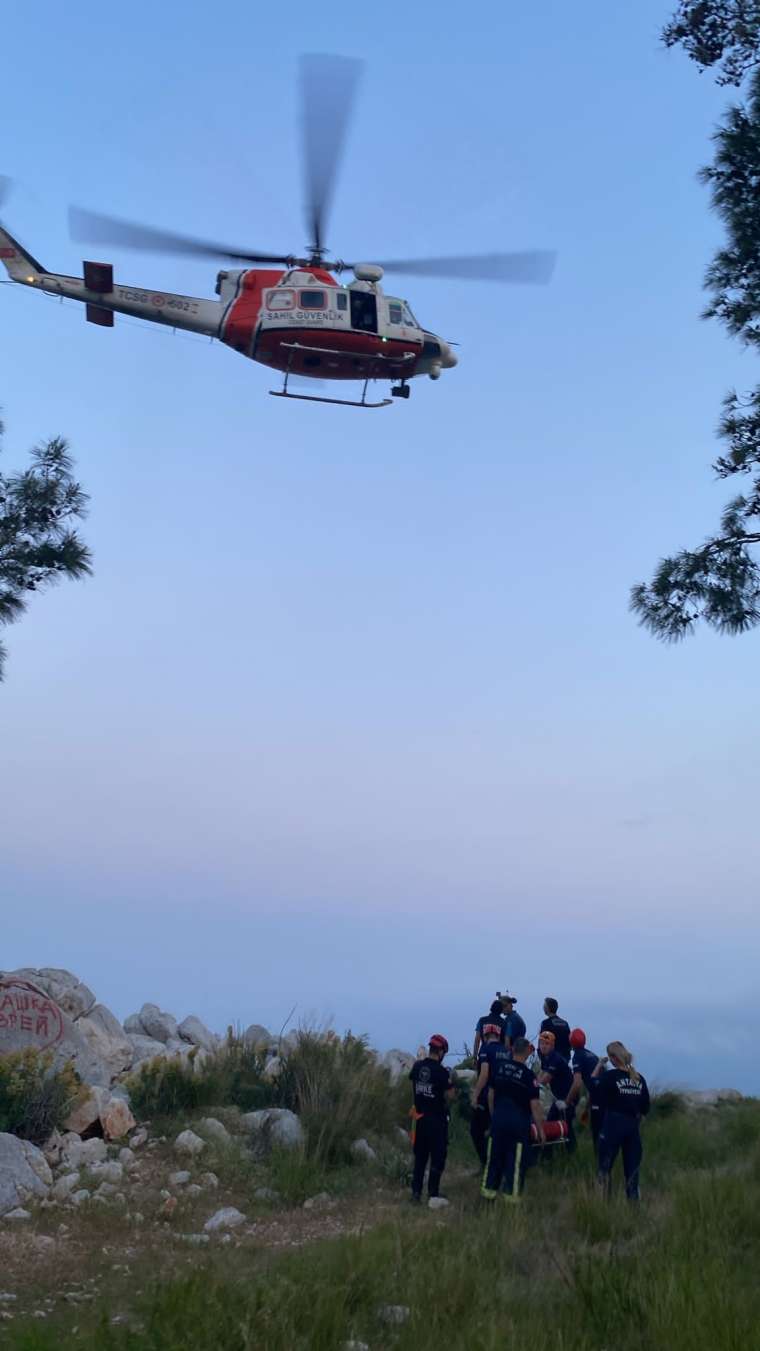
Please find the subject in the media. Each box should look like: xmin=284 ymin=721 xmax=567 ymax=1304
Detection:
xmin=2 ymin=1098 xmax=758 ymax=1350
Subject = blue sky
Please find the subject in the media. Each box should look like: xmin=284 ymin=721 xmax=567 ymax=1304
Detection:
xmin=2 ymin=1 xmax=758 ymax=1090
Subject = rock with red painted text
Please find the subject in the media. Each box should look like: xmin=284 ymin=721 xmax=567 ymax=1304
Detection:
xmin=0 ymin=1135 xmax=52 ymax=1216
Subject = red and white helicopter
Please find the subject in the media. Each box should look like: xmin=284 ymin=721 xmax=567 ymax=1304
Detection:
xmin=0 ymin=56 xmax=555 ymax=409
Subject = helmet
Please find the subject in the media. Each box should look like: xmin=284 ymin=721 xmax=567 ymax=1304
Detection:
xmin=483 ymin=1023 xmax=502 ymax=1037
xmin=569 ymin=1028 xmax=586 ymax=1049
xmin=429 ymin=1034 xmax=449 ymax=1053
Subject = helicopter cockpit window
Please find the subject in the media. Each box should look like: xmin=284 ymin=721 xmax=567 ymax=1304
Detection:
xmin=388 ymin=302 xmax=403 ymax=325
xmin=299 ymin=289 xmax=326 ymax=309
xmin=266 ymin=289 xmax=296 ymax=310
xmin=402 ymin=303 xmax=419 ymax=328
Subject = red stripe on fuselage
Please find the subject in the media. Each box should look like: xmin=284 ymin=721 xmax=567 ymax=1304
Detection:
xmin=254 ymin=327 xmax=422 ymax=380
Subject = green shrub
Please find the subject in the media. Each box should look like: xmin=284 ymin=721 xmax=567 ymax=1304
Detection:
xmin=0 ymin=1049 xmax=82 ymax=1145
xmin=126 ymin=1040 xmax=273 ymax=1119
xmin=277 ymin=1030 xmax=407 ymax=1166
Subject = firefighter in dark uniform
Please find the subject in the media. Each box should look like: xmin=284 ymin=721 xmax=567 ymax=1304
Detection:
xmin=567 ymin=1027 xmax=602 ymax=1153
xmin=481 ymin=1036 xmax=545 ymax=1202
xmin=539 ymin=997 xmax=572 ymax=1060
xmin=409 ymin=1035 xmax=455 ymax=1202
xmin=537 ymin=1030 xmax=577 ymax=1151
xmin=469 ymin=1022 xmax=502 ymax=1168
xmin=594 ymin=1040 xmax=650 ymax=1201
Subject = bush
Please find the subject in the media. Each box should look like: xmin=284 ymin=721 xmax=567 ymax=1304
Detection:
xmin=277 ymin=1030 xmax=408 ymax=1166
xmin=126 ymin=1040 xmax=273 ymax=1119
xmin=0 ymin=1049 xmax=81 ymax=1145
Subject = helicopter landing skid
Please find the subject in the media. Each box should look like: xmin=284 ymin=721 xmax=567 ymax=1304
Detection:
xmin=270 ymin=370 xmax=392 ymax=409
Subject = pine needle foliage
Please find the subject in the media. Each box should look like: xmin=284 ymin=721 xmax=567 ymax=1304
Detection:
xmin=663 ymin=1 xmax=760 ymax=86
xmin=0 ymin=418 xmax=92 ymax=678
xmin=633 ymin=25 xmax=760 ymax=638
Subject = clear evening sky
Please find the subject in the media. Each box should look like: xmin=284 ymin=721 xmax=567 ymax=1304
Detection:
xmin=2 ymin=2 xmax=757 ymax=1089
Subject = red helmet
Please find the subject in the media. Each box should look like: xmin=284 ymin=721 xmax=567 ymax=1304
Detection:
xmin=569 ymin=1027 xmax=586 ymax=1049
xmin=429 ymin=1034 xmax=449 ymax=1053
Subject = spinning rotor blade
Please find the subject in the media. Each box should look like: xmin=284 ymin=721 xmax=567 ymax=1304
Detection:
xmin=354 ymin=250 xmax=557 ymax=284
xmin=69 ymin=206 xmax=293 ymax=265
xmin=300 ymin=53 xmax=363 ymax=257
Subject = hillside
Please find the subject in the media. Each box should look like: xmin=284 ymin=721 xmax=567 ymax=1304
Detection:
xmin=1 ymin=1088 xmax=759 ymax=1351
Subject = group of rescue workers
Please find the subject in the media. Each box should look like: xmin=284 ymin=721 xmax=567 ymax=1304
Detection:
xmin=408 ymin=991 xmax=650 ymax=1206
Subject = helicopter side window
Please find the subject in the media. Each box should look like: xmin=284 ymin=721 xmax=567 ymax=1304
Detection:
xmin=350 ymin=290 xmax=377 ymax=333
xmin=336 ymin=292 xmax=348 ymax=311
xmin=299 ymin=289 xmax=326 ymax=309
xmin=266 ymin=289 xmax=296 ymax=310
xmin=402 ymin=303 xmax=419 ymax=328
xmin=388 ymin=302 xmax=403 ymax=325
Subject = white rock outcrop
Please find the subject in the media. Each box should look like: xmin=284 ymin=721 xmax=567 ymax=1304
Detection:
xmin=242 ymin=1108 xmax=304 ymax=1151
xmin=178 ymin=1016 xmax=218 ymax=1053
xmin=0 ymin=1134 xmax=52 ymax=1216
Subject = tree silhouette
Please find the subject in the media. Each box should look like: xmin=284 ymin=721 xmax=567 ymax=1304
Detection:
xmin=0 ymin=420 xmax=92 ymax=679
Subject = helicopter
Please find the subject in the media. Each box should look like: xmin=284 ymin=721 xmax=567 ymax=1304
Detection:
xmin=0 ymin=56 xmax=555 ymax=409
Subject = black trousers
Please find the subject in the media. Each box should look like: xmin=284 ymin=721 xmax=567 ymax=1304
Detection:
xmin=412 ymin=1116 xmax=448 ymax=1198
xmin=597 ymin=1111 xmax=642 ymax=1199
xmin=590 ymin=1104 xmax=602 ymax=1154
xmin=482 ymin=1100 xmax=530 ymax=1200
xmin=470 ymin=1104 xmax=490 ymax=1167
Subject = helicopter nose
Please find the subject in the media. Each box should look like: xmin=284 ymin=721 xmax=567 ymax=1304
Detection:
xmin=440 ymin=340 xmax=458 ymax=369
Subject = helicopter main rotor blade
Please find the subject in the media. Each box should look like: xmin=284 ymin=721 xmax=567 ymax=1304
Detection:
xmin=299 ymin=53 xmax=363 ymax=257
xmin=69 ymin=206 xmax=294 ymax=266
xmin=349 ymin=250 xmax=557 ymax=284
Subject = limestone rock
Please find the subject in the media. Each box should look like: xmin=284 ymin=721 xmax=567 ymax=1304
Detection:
xmin=186 ymin=1184 xmax=202 ymax=1198
xmin=127 ymin=1034 xmax=168 ymax=1065
xmin=88 ymin=1161 xmax=123 ymax=1184
xmin=118 ymin=1148 xmax=136 ymax=1169
xmin=381 ymin=1050 xmax=416 ymax=1083
xmin=175 ymin=1130 xmax=205 ymax=1157
xmin=428 ymin=1197 xmax=450 ymax=1210
xmin=199 ymin=1172 xmax=219 ymax=1189
xmin=243 ymin=1024 xmax=272 ymax=1050
xmin=8 ymin=968 xmax=95 ymax=1021
xmin=262 ymin=1056 xmax=282 ymax=1081
xmin=0 ymin=974 xmax=110 ymax=1087
xmin=303 ymin=1192 xmax=332 ymax=1210
xmin=0 ymin=1135 xmax=52 ymax=1216
xmin=453 ymin=1068 xmax=476 ymax=1084
xmin=52 ymin=1173 xmax=81 ymax=1204
xmin=177 ymin=1016 xmax=218 ymax=1052
xmin=69 ymin=1189 xmax=90 ymax=1207
xmin=3 ymin=1208 xmax=32 ymax=1222
xmin=683 ymin=1088 xmax=742 ymax=1108
xmin=254 ymin=1187 xmax=281 ymax=1203
xmin=63 ymin=1087 xmax=110 ymax=1136
xmin=130 ymin=1128 xmax=148 ymax=1150
xmin=123 ymin=1013 xmax=144 ymax=1036
xmin=76 ymin=1005 xmax=133 ymax=1078
xmin=101 ymin=1098 xmax=136 ymax=1141
xmin=198 ymin=1118 xmax=230 ymax=1145
xmin=137 ymin=1003 xmax=178 ymax=1044
xmin=351 ymin=1138 xmax=377 ymax=1163
xmin=203 ymin=1206 xmax=246 ymax=1232
xmin=61 ymin=1136 xmax=107 ymax=1170
xmin=242 ymin=1108 xmax=304 ymax=1151
xmin=169 ymin=1171 xmax=191 ymax=1187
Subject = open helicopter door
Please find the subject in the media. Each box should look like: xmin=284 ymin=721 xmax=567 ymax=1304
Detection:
xmin=349 ymin=290 xmax=377 ymax=333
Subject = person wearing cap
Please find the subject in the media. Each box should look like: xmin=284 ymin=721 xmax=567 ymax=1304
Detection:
xmin=481 ymin=1036 xmax=545 ymax=1203
xmin=537 ymin=1030 xmax=576 ymax=1149
xmin=594 ymin=1041 xmax=650 ymax=1200
xmin=469 ymin=1021 xmax=502 ymax=1168
xmin=567 ymin=1028 xmax=602 ymax=1153
xmin=499 ymin=994 xmax=526 ymax=1050
xmin=409 ymin=1035 xmax=456 ymax=1203
xmin=539 ymin=998 xmax=572 ymax=1061
xmin=473 ymin=999 xmax=506 ymax=1060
